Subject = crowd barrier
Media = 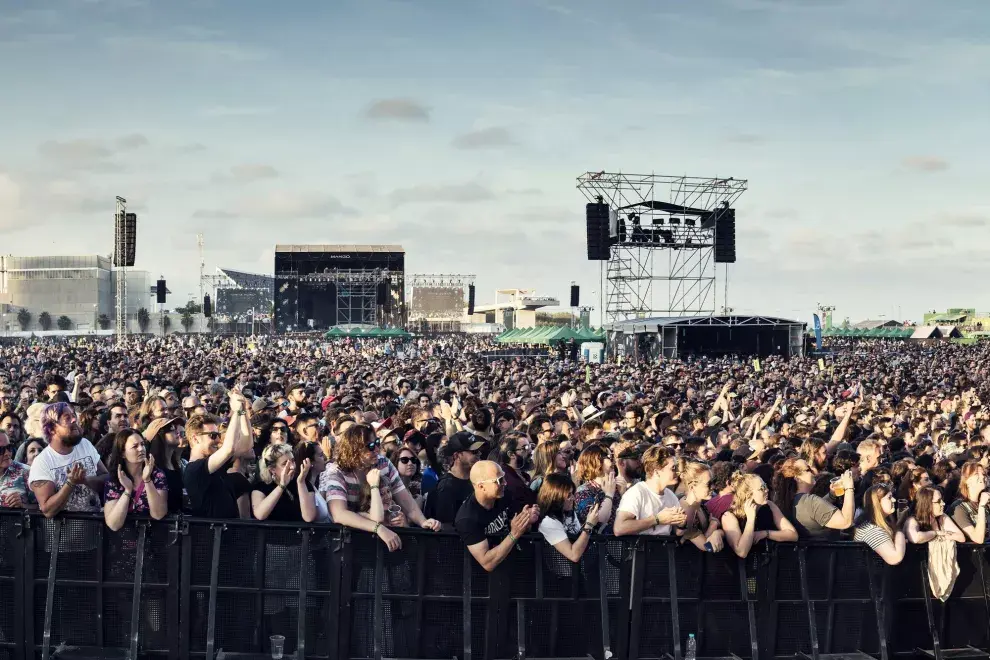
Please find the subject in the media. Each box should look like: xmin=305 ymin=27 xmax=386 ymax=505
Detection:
xmin=2 ymin=510 xmax=990 ymax=660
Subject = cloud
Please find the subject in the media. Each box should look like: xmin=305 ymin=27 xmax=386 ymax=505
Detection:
xmin=902 ymin=155 xmax=949 ymax=173
xmin=725 ymin=133 xmax=767 ymax=144
xmin=192 ymin=209 xmax=239 ymax=220
xmin=201 ymin=105 xmax=274 ymax=118
xmin=196 ymin=191 xmax=357 ymax=221
xmin=37 ymin=134 xmax=149 ymax=172
xmin=0 ymin=173 xmax=23 ymax=229
xmin=211 ymin=164 xmax=280 ymax=184
xmin=116 ymin=133 xmax=149 ymax=150
xmin=102 ymin=34 xmax=269 ymax=64
xmin=942 ymin=214 xmax=990 ymax=228
xmin=388 ymin=182 xmax=495 ymax=207
xmin=451 ymin=126 xmax=517 ymax=149
xmin=363 ymin=98 xmax=431 ymax=122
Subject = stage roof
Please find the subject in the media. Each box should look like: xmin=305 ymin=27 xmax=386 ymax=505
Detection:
xmin=606 ymin=315 xmax=804 ymax=334
xmin=218 ymin=268 xmax=274 ymax=289
xmin=275 ymin=244 xmax=405 ymax=253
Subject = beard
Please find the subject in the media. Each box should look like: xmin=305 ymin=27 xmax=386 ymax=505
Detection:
xmin=64 ymin=426 xmax=84 ymax=447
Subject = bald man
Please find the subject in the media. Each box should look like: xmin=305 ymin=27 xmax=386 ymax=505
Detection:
xmin=454 ymin=460 xmax=539 ymax=573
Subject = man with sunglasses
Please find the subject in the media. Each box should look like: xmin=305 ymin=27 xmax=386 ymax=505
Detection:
xmin=424 ymin=432 xmax=486 ymax=527
xmin=184 ymin=392 xmax=255 ymax=519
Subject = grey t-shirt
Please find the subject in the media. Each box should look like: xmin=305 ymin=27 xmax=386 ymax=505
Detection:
xmin=793 ymin=493 xmax=838 ymax=539
xmin=950 ymin=500 xmax=988 ymax=542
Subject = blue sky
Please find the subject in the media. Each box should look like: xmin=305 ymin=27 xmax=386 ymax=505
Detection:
xmin=2 ymin=0 xmax=989 ymax=324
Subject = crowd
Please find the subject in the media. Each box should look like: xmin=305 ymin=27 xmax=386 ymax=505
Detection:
xmin=1 ymin=334 xmax=989 ymax=590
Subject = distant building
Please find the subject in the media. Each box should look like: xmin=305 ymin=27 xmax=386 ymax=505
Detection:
xmin=0 ymin=255 xmax=153 ymax=332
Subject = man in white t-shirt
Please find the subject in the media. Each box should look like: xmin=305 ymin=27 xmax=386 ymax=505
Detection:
xmin=29 ymin=402 xmax=108 ymax=516
xmin=615 ymin=445 xmax=686 ymax=536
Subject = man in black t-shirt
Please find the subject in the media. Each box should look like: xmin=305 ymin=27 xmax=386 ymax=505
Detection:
xmin=184 ymin=393 xmax=254 ymax=518
xmin=455 ymin=460 xmax=538 ymax=572
xmin=425 ymin=431 xmax=485 ymax=526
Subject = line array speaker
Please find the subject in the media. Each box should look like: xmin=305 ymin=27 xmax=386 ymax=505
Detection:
xmin=203 ymin=295 xmax=212 ymax=318
xmin=570 ymin=284 xmax=580 ymax=307
xmin=467 ymin=284 xmax=476 ymax=316
xmin=586 ymin=203 xmax=610 ymax=260
xmin=156 ymin=279 xmax=167 ymax=304
xmin=113 ymin=212 xmax=137 ymax=267
xmin=714 ymin=208 xmax=737 ymax=264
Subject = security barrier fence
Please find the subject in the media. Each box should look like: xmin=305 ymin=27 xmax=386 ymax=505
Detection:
xmin=2 ymin=511 xmax=990 ymax=660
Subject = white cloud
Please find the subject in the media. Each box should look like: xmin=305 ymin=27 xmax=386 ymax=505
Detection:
xmin=451 ymin=127 xmax=517 ymax=150
xmin=902 ymin=156 xmax=949 ymax=173
xmin=363 ymin=98 xmax=431 ymax=122
xmin=212 ymin=164 xmax=280 ymax=184
xmin=388 ymin=182 xmax=495 ymax=207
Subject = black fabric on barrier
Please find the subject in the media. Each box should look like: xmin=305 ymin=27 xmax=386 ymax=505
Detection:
xmin=5 ymin=511 xmax=990 ymax=660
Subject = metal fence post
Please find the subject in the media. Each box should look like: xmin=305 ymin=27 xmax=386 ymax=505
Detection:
xmin=40 ymin=518 xmax=63 ymax=660
xmin=204 ymin=523 xmax=225 ymax=660
xmin=128 ymin=521 xmax=148 ymax=660
xmin=296 ymin=528 xmax=310 ymax=660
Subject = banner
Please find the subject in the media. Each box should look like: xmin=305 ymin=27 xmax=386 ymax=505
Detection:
xmin=813 ymin=313 xmax=823 ymax=350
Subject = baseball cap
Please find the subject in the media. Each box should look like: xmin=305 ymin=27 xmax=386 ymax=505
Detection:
xmin=251 ymin=398 xmax=276 ymax=414
xmin=446 ymin=431 xmax=486 ymax=453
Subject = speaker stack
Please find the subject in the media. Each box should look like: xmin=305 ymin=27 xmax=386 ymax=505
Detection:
xmin=714 ymin=208 xmax=737 ymax=263
xmin=586 ymin=203 xmax=611 ymax=260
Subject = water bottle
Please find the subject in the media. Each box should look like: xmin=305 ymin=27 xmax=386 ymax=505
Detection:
xmin=685 ymin=633 xmax=697 ymax=660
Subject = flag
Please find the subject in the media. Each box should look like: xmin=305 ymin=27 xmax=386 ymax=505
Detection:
xmin=818 ymin=358 xmax=825 ymax=371
xmin=813 ymin=314 xmax=823 ymax=350
xmin=585 ymin=365 xmax=591 ymax=384
xmin=753 ymin=358 xmax=761 ymax=372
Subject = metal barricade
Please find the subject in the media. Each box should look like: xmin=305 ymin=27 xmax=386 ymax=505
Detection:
xmin=2 ymin=512 xmax=990 ymax=660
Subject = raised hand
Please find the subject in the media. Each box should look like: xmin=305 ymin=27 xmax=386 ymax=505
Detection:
xmin=278 ymin=461 xmax=295 ymax=487
xmin=68 ymin=464 xmax=87 ymax=487
xmin=587 ymin=502 xmax=603 ymax=527
xmin=296 ymin=458 xmax=312 ymax=484
xmin=142 ymin=454 xmax=156 ymax=483
xmin=117 ymin=466 xmax=134 ymax=495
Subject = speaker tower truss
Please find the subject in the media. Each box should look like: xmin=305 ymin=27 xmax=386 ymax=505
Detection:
xmin=577 ymin=172 xmax=747 ymax=322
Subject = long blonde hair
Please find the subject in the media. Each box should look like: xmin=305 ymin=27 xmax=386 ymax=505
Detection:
xmin=729 ymin=474 xmax=767 ymax=520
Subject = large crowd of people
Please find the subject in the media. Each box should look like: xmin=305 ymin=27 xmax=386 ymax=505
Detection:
xmin=0 ymin=333 xmax=988 ymax=580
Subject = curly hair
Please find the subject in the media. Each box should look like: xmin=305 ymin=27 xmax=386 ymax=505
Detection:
xmin=334 ymin=424 xmax=378 ymax=472
xmin=259 ymin=443 xmax=295 ymax=484
xmin=574 ymin=443 xmax=610 ymax=485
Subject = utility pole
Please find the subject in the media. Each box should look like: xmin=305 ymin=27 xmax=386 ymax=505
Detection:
xmin=197 ymin=233 xmax=205 ymax=308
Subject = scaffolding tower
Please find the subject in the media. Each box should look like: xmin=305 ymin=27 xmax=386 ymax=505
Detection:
xmin=577 ymin=172 xmax=747 ymax=322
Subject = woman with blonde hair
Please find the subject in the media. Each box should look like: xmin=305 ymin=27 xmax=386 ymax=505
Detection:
xmin=530 ymin=439 xmax=569 ymax=493
xmin=251 ymin=443 xmax=306 ymax=521
xmin=949 ymin=461 xmax=990 ymax=543
xmin=677 ymin=460 xmax=725 ymax=552
xmin=721 ymin=473 xmax=797 ymax=558
xmin=537 ymin=473 xmax=604 ymax=563
xmin=854 ymin=484 xmax=906 ymax=564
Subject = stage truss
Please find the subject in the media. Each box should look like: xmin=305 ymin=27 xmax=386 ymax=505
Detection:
xmin=285 ymin=268 xmax=402 ymax=327
xmin=408 ymin=273 xmax=475 ymax=321
xmin=577 ymin=172 xmax=747 ymax=322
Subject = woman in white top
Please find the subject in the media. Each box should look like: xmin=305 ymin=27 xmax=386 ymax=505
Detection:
xmin=905 ymin=487 xmax=965 ymax=545
xmin=537 ymin=472 xmax=604 ymax=562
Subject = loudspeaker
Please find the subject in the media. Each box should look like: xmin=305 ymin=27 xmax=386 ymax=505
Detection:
xmin=570 ymin=285 xmax=579 ymax=307
xmin=376 ymin=281 xmax=387 ymax=306
xmin=203 ymin=295 xmax=212 ymax=318
xmin=113 ymin=212 xmax=137 ymax=267
xmin=586 ymin=203 xmax=610 ymax=260
xmin=714 ymin=208 xmax=737 ymax=263
xmin=467 ymin=284 xmax=476 ymax=316
xmin=156 ymin=279 xmax=166 ymax=304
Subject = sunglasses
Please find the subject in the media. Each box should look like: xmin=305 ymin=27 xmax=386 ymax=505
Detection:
xmin=271 ymin=427 xmax=288 ymax=434
xmin=367 ymin=440 xmax=381 ymax=451
xmin=398 ymin=456 xmax=420 ymax=466
xmin=199 ymin=431 xmax=222 ymax=440
xmin=0 ymin=445 xmax=11 ymax=455
xmin=478 ymin=475 xmax=507 ymax=486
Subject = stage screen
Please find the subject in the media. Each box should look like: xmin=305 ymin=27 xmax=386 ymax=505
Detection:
xmin=411 ymin=286 xmax=464 ymax=319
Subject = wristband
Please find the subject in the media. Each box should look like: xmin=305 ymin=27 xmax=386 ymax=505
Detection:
xmin=655 ymin=513 xmax=662 ymax=526
xmin=508 ymin=533 xmax=518 ymax=544
xmin=122 ymin=491 xmax=132 ymax=499
xmin=583 ymin=526 xmax=595 ymax=534
xmin=373 ymin=522 xmax=381 ymax=535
